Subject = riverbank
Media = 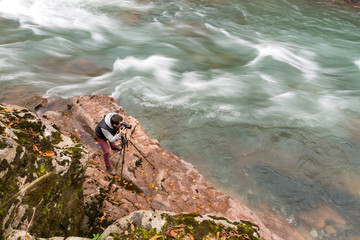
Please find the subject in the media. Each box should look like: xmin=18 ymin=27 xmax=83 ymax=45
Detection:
xmin=1 ymin=95 xmax=290 ymax=239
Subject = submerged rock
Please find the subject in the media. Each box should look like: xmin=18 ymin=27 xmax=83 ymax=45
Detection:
xmin=0 ymin=103 xmax=88 ymax=238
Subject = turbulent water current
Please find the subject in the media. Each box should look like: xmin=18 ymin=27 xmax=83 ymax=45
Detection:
xmin=1 ymin=0 xmax=360 ymax=239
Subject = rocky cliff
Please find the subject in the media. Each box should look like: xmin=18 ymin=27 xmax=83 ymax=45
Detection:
xmin=1 ymin=95 xmax=284 ymax=240
xmin=0 ymin=103 xmax=87 ymax=237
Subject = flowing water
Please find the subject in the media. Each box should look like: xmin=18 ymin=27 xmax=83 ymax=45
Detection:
xmin=1 ymin=0 xmax=360 ymax=238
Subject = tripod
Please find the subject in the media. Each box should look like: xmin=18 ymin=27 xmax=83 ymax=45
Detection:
xmin=116 ymin=133 xmax=155 ymax=179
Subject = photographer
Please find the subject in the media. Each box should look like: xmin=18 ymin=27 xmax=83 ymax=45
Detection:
xmin=95 ymin=113 xmax=125 ymax=176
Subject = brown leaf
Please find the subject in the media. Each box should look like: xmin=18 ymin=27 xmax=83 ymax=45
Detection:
xmin=33 ymin=145 xmax=39 ymax=152
xmin=174 ymin=224 xmax=185 ymax=228
xmin=149 ymin=235 xmax=162 ymax=240
xmin=187 ymin=233 xmax=195 ymax=240
xmin=44 ymin=151 xmax=55 ymax=157
xmin=169 ymin=230 xmax=178 ymax=238
xmin=147 ymin=196 xmax=152 ymax=202
xmin=4 ymin=108 xmax=14 ymax=113
xmin=240 ymin=234 xmax=251 ymax=240
xmin=193 ymin=209 xmax=200 ymax=214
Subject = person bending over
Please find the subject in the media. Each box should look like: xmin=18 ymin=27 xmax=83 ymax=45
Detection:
xmin=95 ymin=113 xmax=124 ymax=176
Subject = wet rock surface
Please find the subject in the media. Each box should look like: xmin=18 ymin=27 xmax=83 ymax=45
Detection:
xmin=1 ymin=95 xmax=286 ymax=240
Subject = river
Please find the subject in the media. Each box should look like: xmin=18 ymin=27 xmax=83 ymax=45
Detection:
xmin=1 ymin=0 xmax=360 ymax=239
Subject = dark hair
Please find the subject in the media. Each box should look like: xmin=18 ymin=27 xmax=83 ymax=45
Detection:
xmin=111 ymin=114 xmax=123 ymax=126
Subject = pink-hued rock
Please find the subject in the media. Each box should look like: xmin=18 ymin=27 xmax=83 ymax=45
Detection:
xmin=38 ymin=94 xmax=284 ymax=240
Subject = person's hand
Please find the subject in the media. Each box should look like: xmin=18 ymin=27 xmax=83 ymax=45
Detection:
xmin=119 ymin=128 xmax=127 ymax=137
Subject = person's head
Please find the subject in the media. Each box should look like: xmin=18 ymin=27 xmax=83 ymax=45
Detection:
xmin=111 ymin=114 xmax=123 ymax=128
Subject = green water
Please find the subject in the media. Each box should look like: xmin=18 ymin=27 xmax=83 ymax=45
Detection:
xmin=1 ymin=0 xmax=360 ymax=238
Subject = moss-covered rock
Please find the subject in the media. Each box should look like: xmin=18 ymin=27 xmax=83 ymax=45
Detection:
xmin=0 ymin=104 xmax=88 ymax=238
xmin=101 ymin=210 xmax=262 ymax=240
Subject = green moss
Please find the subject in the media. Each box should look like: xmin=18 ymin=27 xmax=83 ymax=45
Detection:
xmin=13 ymin=119 xmax=42 ymax=133
xmin=132 ymin=228 xmax=163 ymax=240
xmin=70 ymin=133 xmax=80 ymax=143
xmin=0 ymin=172 xmax=19 ymax=203
xmin=109 ymin=233 xmax=120 ymax=240
xmin=83 ymin=178 xmax=118 ymax=238
xmin=37 ymin=164 xmax=47 ymax=177
xmin=209 ymin=215 xmax=229 ymax=221
xmin=51 ymin=131 xmax=62 ymax=145
xmin=0 ymin=125 xmax=5 ymax=135
xmin=0 ymin=108 xmax=87 ymax=239
xmin=134 ymin=154 xmax=142 ymax=167
xmin=57 ymin=203 xmax=63 ymax=214
xmin=160 ymin=213 xmax=261 ymax=240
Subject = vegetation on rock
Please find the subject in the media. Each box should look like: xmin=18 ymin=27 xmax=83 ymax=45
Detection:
xmin=0 ymin=104 xmax=88 ymax=238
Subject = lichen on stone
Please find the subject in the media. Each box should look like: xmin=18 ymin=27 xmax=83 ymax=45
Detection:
xmin=0 ymin=104 xmax=88 ymax=238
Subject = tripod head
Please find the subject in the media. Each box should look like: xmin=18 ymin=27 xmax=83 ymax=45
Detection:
xmin=120 ymin=122 xmax=132 ymax=130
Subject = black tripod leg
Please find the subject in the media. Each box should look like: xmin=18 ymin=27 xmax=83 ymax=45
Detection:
xmin=129 ymin=140 xmax=155 ymax=169
xmin=120 ymin=146 xmax=125 ymax=179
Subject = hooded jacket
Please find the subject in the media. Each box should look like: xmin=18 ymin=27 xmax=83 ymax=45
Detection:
xmin=95 ymin=113 xmax=122 ymax=142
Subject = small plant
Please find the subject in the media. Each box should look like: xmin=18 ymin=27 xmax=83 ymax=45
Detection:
xmin=91 ymin=233 xmax=105 ymax=240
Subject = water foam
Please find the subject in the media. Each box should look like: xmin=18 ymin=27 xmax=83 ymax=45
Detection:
xmin=113 ymin=55 xmax=177 ymax=82
xmin=248 ymin=42 xmax=320 ymax=80
xmin=0 ymin=0 xmax=114 ymax=33
xmin=355 ymin=59 xmax=360 ymax=69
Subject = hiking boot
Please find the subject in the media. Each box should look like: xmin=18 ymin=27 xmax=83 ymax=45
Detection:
xmin=106 ymin=166 xmax=116 ymax=176
xmin=111 ymin=145 xmax=122 ymax=151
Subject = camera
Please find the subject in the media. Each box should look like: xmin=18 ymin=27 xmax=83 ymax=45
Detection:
xmin=120 ymin=122 xmax=132 ymax=130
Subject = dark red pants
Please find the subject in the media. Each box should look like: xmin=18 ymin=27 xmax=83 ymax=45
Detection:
xmin=96 ymin=136 xmax=117 ymax=168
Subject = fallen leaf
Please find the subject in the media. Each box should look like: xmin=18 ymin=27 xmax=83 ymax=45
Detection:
xmin=149 ymin=235 xmax=162 ymax=240
xmin=4 ymin=108 xmax=14 ymax=112
xmin=33 ymin=145 xmax=39 ymax=152
xmin=147 ymin=196 xmax=152 ymax=202
xmin=187 ymin=233 xmax=195 ymax=240
xmin=193 ymin=209 xmax=200 ymax=214
xmin=174 ymin=224 xmax=185 ymax=228
xmin=240 ymin=234 xmax=251 ymax=240
xmin=169 ymin=230 xmax=178 ymax=238
xmin=44 ymin=151 xmax=55 ymax=157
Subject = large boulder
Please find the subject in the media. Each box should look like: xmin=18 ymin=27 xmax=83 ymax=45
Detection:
xmin=37 ymin=95 xmax=283 ymax=240
xmin=0 ymin=103 xmax=88 ymax=238
xmin=5 ymin=210 xmax=263 ymax=240
xmin=102 ymin=210 xmax=262 ymax=240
